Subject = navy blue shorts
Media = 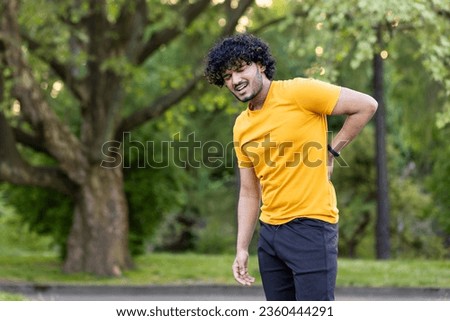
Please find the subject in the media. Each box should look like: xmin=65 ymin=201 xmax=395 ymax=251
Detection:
xmin=258 ymin=218 xmax=338 ymax=301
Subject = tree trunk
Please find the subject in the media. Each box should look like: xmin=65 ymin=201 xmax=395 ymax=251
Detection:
xmin=63 ymin=166 xmax=133 ymax=276
xmin=1 ymin=0 xmax=254 ymax=277
xmin=373 ymin=25 xmax=391 ymax=259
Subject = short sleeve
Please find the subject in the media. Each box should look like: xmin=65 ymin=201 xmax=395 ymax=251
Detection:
xmin=233 ymin=140 xmax=254 ymax=168
xmin=233 ymin=117 xmax=254 ymax=168
xmin=293 ymin=78 xmax=341 ymax=115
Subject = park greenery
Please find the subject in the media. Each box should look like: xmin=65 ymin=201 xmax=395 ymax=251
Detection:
xmin=0 ymin=0 xmax=449 ymax=278
xmin=0 ymin=252 xmax=449 ymax=288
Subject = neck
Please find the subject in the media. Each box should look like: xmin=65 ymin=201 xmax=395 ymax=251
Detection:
xmin=249 ymin=80 xmax=271 ymax=111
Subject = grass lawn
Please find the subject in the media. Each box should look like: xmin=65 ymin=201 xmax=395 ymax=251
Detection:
xmin=0 ymin=292 xmax=25 ymax=301
xmin=0 ymin=253 xmax=448 ymax=288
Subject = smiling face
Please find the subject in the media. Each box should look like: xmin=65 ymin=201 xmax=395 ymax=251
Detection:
xmin=222 ymin=62 xmax=267 ymax=104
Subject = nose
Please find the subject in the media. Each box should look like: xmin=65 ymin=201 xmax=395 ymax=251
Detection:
xmin=231 ymin=71 xmax=242 ymax=85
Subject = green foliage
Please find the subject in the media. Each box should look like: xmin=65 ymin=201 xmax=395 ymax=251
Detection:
xmin=1 ymin=0 xmax=448 ymax=263
xmin=333 ymin=126 xmax=448 ymax=259
xmin=0 ymin=190 xmax=55 ymax=256
xmin=390 ymin=177 xmax=446 ymax=259
xmin=0 ymin=252 xmax=448 ymax=288
xmin=192 ymin=180 xmax=237 ymax=254
xmin=337 ymin=258 xmax=450 ymax=288
xmin=146 ymin=108 xmax=238 ymax=254
xmin=0 ymin=185 xmax=72 ymax=258
xmin=427 ymin=132 xmax=450 ymax=238
xmin=0 ymin=292 xmax=25 ymax=301
xmin=125 ymin=163 xmax=189 ymax=255
xmin=332 ymin=128 xmax=377 ymax=258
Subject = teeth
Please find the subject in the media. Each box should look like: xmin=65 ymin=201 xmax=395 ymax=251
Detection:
xmin=236 ymin=83 xmax=246 ymax=91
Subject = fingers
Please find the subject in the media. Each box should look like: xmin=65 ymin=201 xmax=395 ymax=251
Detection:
xmin=232 ymin=258 xmax=255 ymax=286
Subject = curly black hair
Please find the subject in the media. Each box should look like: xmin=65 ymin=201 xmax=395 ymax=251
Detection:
xmin=204 ymin=34 xmax=276 ymax=87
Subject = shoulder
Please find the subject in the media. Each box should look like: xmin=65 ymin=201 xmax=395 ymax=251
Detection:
xmin=278 ymin=77 xmax=341 ymax=114
xmin=233 ymin=110 xmax=247 ymax=133
xmin=271 ymin=77 xmax=313 ymax=94
xmin=234 ymin=109 xmax=247 ymax=123
xmin=287 ymin=77 xmax=341 ymax=102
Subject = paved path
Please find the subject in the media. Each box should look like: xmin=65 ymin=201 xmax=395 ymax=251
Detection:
xmin=1 ymin=283 xmax=449 ymax=301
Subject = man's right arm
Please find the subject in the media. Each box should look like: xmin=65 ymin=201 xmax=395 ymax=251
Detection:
xmin=232 ymin=167 xmax=260 ymax=286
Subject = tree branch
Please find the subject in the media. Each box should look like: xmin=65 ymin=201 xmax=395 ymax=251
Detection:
xmin=1 ymin=0 xmax=88 ymax=184
xmin=136 ymin=0 xmax=211 ymax=64
xmin=251 ymin=9 xmax=310 ymax=35
xmin=115 ymin=0 xmax=255 ymax=137
xmin=115 ymin=0 xmax=148 ymax=61
xmin=435 ymin=9 xmax=450 ymax=20
xmin=0 ymin=112 xmax=77 ymax=196
xmin=116 ymin=72 xmax=202 ymax=137
xmin=221 ymin=0 xmax=254 ymax=36
xmin=11 ymin=127 xmax=50 ymax=155
xmin=22 ymin=35 xmax=88 ymax=103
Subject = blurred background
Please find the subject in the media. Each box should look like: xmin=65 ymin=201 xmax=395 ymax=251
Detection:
xmin=0 ymin=0 xmax=448 ymax=278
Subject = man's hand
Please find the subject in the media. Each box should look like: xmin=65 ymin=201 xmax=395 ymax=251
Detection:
xmin=232 ymin=250 xmax=255 ymax=286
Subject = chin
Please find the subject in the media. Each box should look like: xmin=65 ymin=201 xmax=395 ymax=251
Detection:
xmin=240 ymin=94 xmax=255 ymax=103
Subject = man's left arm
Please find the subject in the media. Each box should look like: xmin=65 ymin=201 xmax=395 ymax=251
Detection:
xmin=328 ymin=87 xmax=378 ymax=175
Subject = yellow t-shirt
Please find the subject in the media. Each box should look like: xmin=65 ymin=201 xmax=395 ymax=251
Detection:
xmin=233 ymin=78 xmax=341 ymax=225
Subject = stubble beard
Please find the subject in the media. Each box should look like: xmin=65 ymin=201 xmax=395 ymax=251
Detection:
xmin=233 ymin=70 xmax=263 ymax=103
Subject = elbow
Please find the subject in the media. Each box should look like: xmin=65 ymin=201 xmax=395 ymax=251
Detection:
xmin=369 ymin=96 xmax=378 ymax=115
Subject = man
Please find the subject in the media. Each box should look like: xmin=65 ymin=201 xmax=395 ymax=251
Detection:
xmin=204 ymin=34 xmax=377 ymax=301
